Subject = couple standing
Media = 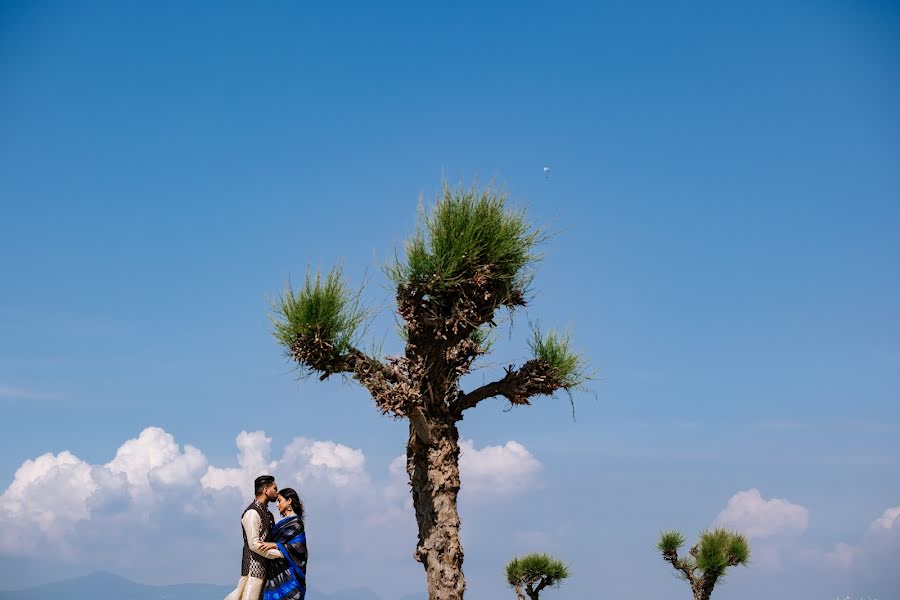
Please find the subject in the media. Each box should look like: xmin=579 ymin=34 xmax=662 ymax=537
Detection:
xmin=224 ymin=475 xmax=309 ymax=600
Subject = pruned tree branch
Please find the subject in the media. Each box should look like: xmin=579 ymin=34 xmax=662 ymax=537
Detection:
xmin=452 ymin=358 xmax=563 ymax=417
xmin=287 ymin=334 xmax=416 ymax=419
xmin=663 ymin=548 xmax=696 ymax=584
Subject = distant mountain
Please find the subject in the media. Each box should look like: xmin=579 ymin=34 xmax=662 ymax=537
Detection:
xmin=0 ymin=571 xmax=231 ymax=600
xmin=0 ymin=571 xmax=421 ymax=600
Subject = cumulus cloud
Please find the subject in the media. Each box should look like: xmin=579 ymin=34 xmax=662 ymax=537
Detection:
xmin=385 ymin=454 xmax=410 ymax=505
xmin=0 ymin=452 xmax=102 ymax=542
xmin=201 ymin=431 xmax=276 ymax=492
xmin=706 ymin=492 xmax=899 ymax=596
xmin=0 ymin=428 xmax=215 ymax=552
xmin=714 ymin=488 xmax=809 ymax=539
xmin=280 ymin=438 xmax=369 ymax=490
xmin=199 ymin=433 xmax=370 ymax=499
xmin=0 ymin=426 xmax=541 ymax=565
xmin=825 ymin=505 xmax=900 ymax=573
xmin=868 ymin=505 xmax=900 ymax=533
xmin=107 ymin=427 xmax=208 ymax=496
xmin=823 ymin=541 xmax=858 ymax=570
xmin=458 ymin=439 xmax=542 ymax=497
xmin=370 ymin=438 xmax=542 ymax=525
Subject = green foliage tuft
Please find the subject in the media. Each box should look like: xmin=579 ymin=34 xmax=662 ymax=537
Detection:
xmin=726 ymin=531 xmax=751 ymax=565
xmin=389 ymin=182 xmax=545 ymax=306
xmin=658 ymin=530 xmax=686 ymax=555
xmin=271 ymin=266 xmax=369 ymax=371
xmin=696 ymin=529 xmax=750 ymax=578
xmin=528 ymin=327 xmax=590 ymax=389
xmin=505 ymin=553 xmax=570 ymax=589
xmin=695 ymin=529 xmax=730 ymax=578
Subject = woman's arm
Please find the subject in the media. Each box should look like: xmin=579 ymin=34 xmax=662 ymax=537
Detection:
xmin=257 ymin=541 xmax=282 ymax=558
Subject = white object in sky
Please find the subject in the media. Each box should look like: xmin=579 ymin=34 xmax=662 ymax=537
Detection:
xmin=543 ymin=166 xmax=551 ymax=179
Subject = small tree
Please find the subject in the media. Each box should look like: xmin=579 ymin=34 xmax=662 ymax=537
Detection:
xmin=505 ymin=553 xmax=570 ymax=600
xmin=657 ymin=529 xmax=750 ymax=600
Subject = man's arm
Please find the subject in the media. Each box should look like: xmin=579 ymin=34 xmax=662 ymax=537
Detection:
xmin=241 ymin=510 xmax=282 ymax=559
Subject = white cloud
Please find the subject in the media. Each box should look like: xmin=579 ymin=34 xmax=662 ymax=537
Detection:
xmin=0 ymin=452 xmax=97 ymax=533
xmin=0 ymin=426 xmax=544 ymax=596
xmin=199 ymin=433 xmax=370 ymax=496
xmin=824 ymin=541 xmax=858 ymax=570
xmin=106 ymin=427 xmax=208 ymax=496
xmin=385 ymin=454 xmax=410 ymax=505
xmin=714 ymin=488 xmax=809 ymax=539
xmin=280 ymin=438 xmax=369 ymax=490
xmin=459 ymin=439 xmax=542 ymax=496
xmin=201 ymin=431 xmax=276 ymax=492
xmin=868 ymin=505 xmax=900 ymax=533
xmin=826 ymin=505 xmax=900 ymax=572
xmin=0 ymin=428 xmax=543 ymax=544
xmin=0 ymin=451 xmax=130 ymax=555
xmin=379 ymin=439 xmax=542 ymax=507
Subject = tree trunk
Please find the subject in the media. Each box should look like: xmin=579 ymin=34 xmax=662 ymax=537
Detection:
xmin=407 ymin=419 xmax=465 ymax=600
xmin=692 ymin=581 xmax=713 ymax=600
xmin=513 ymin=585 xmax=526 ymax=600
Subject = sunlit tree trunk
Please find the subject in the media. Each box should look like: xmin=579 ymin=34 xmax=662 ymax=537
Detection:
xmin=407 ymin=420 xmax=465 ymax=600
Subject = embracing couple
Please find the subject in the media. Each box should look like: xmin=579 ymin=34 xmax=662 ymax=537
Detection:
xmin=224 ymin=475 xmax=309 ymax=600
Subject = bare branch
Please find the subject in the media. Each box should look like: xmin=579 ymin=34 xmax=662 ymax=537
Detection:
xmin=288 ymin=334 xmax=415 ymax=418
xmin=663 ymin=549 xmax=696 ymax=584
xmin=452 ymin=358 xmax=563 ymax=418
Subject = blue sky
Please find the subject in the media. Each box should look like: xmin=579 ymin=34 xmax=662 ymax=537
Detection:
xmin=1 ymin=1 xmax=898 ymax=599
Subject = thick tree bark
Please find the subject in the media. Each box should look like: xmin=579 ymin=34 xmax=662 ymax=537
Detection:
xmin=693 ymin=577 xmax=715 ymax=600
xmin=407 ymin=419 xmax=465 ymax=600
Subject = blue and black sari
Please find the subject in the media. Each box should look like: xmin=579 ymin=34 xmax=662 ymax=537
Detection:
xmin=263 ymin=515 xmax=308 ymax=600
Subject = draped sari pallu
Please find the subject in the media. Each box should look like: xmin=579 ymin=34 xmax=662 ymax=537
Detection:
xmin=263 ymin=515 xmax=308 ymax=600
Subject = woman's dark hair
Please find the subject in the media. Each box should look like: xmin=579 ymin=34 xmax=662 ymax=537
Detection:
xmin=279 ymin=487 xmax=304 ymax=522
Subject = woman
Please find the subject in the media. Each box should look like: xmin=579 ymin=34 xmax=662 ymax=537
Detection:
xmin=257 ymin=487 xmax=308 ymax=600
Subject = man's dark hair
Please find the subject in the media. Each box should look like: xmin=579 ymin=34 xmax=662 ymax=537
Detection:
xmin=254 ymin=475 xmax=275 ymax=496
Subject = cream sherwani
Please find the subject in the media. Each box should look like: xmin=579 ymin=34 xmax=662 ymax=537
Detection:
xmin=224 ymin=508 xmax=283 ymax=600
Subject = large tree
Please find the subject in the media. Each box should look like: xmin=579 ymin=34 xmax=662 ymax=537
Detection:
xmin=657 ymin=528 xmax=750 ymax=600
xmin=272 ymin=183 xmax=588 ymax=599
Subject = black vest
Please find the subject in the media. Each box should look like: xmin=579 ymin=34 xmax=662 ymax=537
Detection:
xmin=241 ymin=500 xmax=276 ymax=579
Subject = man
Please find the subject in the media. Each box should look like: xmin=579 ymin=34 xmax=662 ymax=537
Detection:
xmin=225 ymin=475 xmax=283 ymax=600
